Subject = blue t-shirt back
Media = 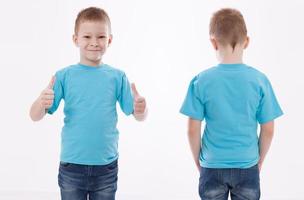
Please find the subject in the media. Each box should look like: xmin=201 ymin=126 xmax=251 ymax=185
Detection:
xmin=180 ymin=63 xmax=283 ymax=168
xmin=48 ymin=63 xmax=134 ymax=165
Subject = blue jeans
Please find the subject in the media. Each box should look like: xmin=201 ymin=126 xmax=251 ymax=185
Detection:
xmin=199 ymin=164 xmax=260 ymax=200
xmin=58 ymin=159 xmax=118 ymax=200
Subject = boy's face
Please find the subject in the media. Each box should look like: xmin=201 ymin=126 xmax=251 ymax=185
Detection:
xmin=73 ymin=21 xmax=112 ymax=66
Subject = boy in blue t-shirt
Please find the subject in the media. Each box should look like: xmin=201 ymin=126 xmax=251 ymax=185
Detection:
xmin=180 ymin=8 xmax=283 ymax=200
xmin=30 ymin=7 xmax=147 ymax=200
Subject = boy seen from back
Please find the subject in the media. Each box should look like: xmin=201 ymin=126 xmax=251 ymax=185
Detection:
xmin=180 ymin=8 xmax=283 ymax=200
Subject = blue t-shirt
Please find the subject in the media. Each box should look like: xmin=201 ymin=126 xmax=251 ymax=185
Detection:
xmin=48 ymin=63 xmax=134 ymax=165
xmin=180 ymin=63 xmax=283 ymax=168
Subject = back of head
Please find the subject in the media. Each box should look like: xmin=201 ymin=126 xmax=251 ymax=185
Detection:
xmin=209 ymin=8 xmax=247 ymax=50
xmin=74 ymin=7 xmax=111 ymax=35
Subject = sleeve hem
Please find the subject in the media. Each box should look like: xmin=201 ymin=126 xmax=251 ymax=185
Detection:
xmin=179 ymin=109 xmax=204 ymax=121
xmin=258 ymin=111 xmax=283 ymax=124
xmin=125 ymin=110 xmax=134 ymax=116
xmin=47 ymin=109 xmax=54 ymax=115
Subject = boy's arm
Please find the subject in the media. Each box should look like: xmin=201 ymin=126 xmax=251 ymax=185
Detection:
xmin=188 ymin=118 xmax=202 ymax=172
xmin=29 ymin=76 xmax=55 ymax=121
xmin=258 ymin=120 xmax=274 ymax=171
xmin=131 ymin=83 xmax=147 ymax=121
xmin=30 ymin=98 xmax=47 ymax=121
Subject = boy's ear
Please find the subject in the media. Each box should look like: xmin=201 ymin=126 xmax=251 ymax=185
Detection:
xmin=73 ymin=34 xmax=79 ymax=47
xmin=244 ymin=36 xmax=250 ymax=49
xmin=107 ymin=34 xmax=113 ymax=47
xmin=210 ymin=37 xmax=218 ymax=50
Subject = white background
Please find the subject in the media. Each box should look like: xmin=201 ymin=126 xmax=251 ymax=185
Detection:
xmin=0 ymin=0 xmax=303 ymax=199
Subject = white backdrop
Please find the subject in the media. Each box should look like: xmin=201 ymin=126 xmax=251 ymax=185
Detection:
xmin=0 ymin=0 xmax=303 ymax=199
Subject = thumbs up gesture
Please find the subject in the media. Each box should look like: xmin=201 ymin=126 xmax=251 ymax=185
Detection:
xmin=131 ymin=83 xmax=147 ymax=121
xmin=38 ymin=76 xmax=56 ymax=109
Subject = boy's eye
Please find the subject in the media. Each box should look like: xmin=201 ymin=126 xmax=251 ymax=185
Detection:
xmin=99 ymin=36 xmax=106 ymax=39
xmin=83 ymin=36 xmax=90 ymax=39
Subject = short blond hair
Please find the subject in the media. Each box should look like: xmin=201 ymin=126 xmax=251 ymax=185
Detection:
xmin=74 ymin=7 xmax=111 ymax=34
xmin=209 ymin=8 xmax=247 ymax=49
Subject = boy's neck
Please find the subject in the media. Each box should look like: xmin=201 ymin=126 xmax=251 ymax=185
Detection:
xmin=217 ymin=45 xmax=244 ymax=64
xmin=79 ymin=59 xmax=102 ymax=67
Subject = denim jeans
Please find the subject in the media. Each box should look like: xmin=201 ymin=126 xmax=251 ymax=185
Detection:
xmin=58 ymin=159 xmax=118 ymax=200
xmin=199 ymin=164 xmax=260 ymax=200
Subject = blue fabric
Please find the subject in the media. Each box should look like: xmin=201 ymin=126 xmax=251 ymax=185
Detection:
xmin=199 ymin=165 xmax=260 ymax=200
xmin=48 ymin=63 xmax=134 ymax=165
xmin=180 ymin=63 xmax=283 ymax=168
xmin=58 ymin=160 xmax=118 ymax=200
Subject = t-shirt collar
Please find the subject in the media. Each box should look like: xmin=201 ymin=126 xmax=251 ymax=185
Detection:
xmin=217 ymin=63 xmax=246 ymax=70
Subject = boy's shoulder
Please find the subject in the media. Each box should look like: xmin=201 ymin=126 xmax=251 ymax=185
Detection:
xmin=55 ymin=65 xmax=75 ymax=75
xmin=244 ymin=65 xmax=267 ymax=77
xmin=243 ymin=65 xmax=270 ymax=84
xmin=197 ymin=66 xmax=218 ymax=77
xmin=193 ymin=66 xmax=219 ymax=82
xmin=102 ymin=64 xmax=126 ymax=75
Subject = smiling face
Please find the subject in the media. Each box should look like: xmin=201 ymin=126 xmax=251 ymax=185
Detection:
xmin=73 ymin=21 xmax=112 ymax=66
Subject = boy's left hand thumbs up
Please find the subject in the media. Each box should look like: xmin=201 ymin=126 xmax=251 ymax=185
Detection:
xmin=131 ymin=83 xmax=146 ymax=115
xmin=47 ymin=75 xmax=56 ymax=89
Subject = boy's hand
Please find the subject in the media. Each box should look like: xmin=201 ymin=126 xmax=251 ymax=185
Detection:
xmin=258 ymin=161 xmax=262 ymax=172
xmin=195 ymin=161 xmax=201 ymax=172
xmin=38 ymin=76 xmax=55 ymax=109
xmin=131 ymin=83 xmax=147 ymax=121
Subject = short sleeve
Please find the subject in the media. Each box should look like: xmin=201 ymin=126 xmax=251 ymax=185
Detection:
xmin=180 ymin=76 xmax=205 ymax=121
xmin=117 ymin=73 xmax=134 ymax=116
xmin=47 ymin=71 xmax=64 ymax=114
xmin=256 ymin=76 xmax=283 ymax=124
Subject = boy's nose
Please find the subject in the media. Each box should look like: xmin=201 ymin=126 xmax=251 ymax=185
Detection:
xmin=90 ymin=42 xmax=99 ymax=47
xmin=90 ymin=39 xmax=99 ymax=47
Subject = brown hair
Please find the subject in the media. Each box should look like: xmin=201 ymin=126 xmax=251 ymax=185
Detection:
xmin=209 ymin=8 xmax=247 ymax=49
xmin=74 ymin=7 xmax=111 ymax=34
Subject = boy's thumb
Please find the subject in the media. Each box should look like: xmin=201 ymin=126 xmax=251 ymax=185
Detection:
xmin=47 ymin=75 xmax=56 ymax=89
xmin=131 ymin=83 xmax=139 ymax=96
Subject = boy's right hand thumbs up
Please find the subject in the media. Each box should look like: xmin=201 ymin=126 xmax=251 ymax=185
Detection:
xmin=131 ymin=83 xmax=140 ymax=100
xmin=131 ymin=83 xmax=146 ymax=116
xmin=39 ymin=76 xmax=56 ymax=109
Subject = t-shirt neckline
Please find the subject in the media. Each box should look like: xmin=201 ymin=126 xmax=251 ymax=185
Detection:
xmin=217 ymin=63 xmax=246 ymax=71
xmin=78 ymin=63 xmax=104 ymax=69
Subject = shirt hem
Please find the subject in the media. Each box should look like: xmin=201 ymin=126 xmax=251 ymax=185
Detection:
xmin=200 ymin=158 xmax=259 ymax=169
xmin=60 ymin=156 xmax=118 ymax=166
